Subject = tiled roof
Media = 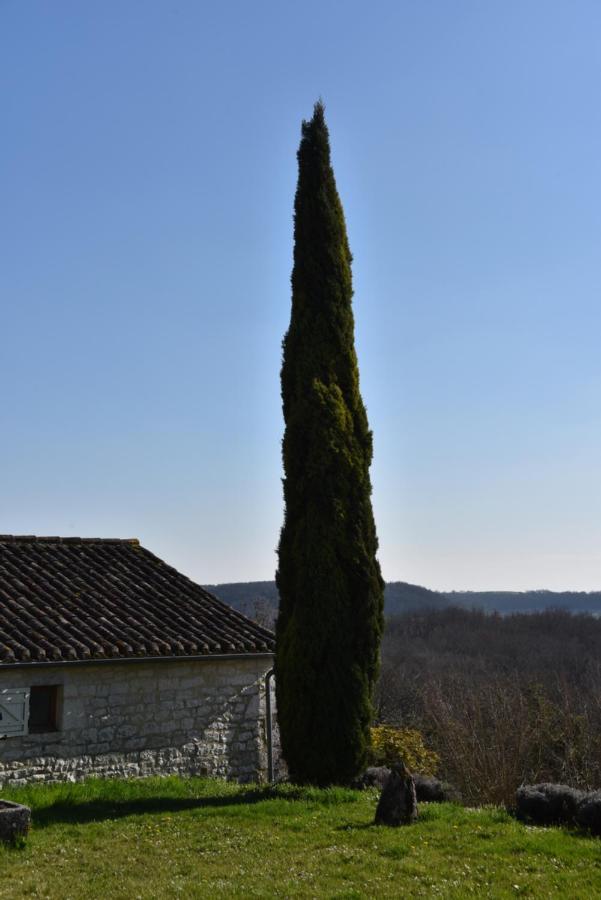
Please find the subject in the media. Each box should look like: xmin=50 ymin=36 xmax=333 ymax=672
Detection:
xmin=0 ymin=536 xmax=275 ymax=665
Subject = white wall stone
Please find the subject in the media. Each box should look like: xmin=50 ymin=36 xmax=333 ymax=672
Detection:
xmin=0 ymin=657 xmax=274 ymax=787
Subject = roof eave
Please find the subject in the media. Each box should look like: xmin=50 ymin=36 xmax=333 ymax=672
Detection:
xmin=0 ymin=650 xmax=275 ymax=672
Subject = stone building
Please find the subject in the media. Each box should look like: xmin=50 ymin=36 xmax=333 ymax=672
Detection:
xmin=0 ymin=535 xmax=275 ymax=787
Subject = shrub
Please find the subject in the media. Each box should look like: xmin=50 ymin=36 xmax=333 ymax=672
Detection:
xmin=370 ymin=726 xmax=439 ymax=776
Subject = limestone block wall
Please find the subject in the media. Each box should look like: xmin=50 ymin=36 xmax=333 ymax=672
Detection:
xmin=0 ymin=656 xmax=273 ymax=787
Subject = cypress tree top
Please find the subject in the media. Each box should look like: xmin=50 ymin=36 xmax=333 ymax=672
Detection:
xmin=275 ymin=102 xmax=384 ymax=786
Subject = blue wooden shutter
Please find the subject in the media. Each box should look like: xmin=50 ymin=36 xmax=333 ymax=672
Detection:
xmin=0 ymin=688 xmax=30 ymax=737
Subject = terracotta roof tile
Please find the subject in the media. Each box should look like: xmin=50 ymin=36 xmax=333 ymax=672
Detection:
xmin=0 ymin=536 xmax=275 ymax=664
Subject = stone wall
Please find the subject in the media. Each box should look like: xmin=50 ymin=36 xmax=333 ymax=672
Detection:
xmin=0 ymin=656 xmax=273 ymax=787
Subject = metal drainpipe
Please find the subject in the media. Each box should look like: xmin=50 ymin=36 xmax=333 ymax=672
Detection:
xmin=265 ymin=667 xmax=275 ymax=783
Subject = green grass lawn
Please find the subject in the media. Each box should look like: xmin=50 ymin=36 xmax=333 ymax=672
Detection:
xmin=1 ymin=777 xmax=600 ymax=898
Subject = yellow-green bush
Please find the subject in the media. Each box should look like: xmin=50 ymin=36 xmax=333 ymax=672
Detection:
xmin=370 ymin=726 xmax=439 ymax=775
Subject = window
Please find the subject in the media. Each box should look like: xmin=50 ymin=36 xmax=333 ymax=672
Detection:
xmin=28 ymin=685 xmax=60 ymax=733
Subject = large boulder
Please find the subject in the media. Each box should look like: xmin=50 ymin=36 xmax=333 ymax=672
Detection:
xmin=354 ymin=767 xmax=460 ymax=804
xmin=515 ymin=783 xmax=586 ymax=826
xmin=575 ymin=791 xmax=601 ymax=835
xmin=412 ymin=774 xmax=462 ymax=804
xmin=374 ymin=763 xmax=418 ymax=826
xmin=352 ymin=767 xmax=391 ymax=790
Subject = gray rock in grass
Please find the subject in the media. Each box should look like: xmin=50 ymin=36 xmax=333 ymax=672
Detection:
xmin=374 ymin=762 xmax=418 ymax=826
xmin=515 ymin=783 xmax=585 ymax=826
xmin=575 ymin=791 xmax=601 ymax=835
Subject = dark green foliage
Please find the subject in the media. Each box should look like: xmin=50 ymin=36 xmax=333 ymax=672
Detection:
xmin=275 ymin=102 xmax=385 ymax=786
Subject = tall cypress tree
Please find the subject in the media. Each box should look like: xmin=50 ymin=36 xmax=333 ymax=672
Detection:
xmin=275 ymin=102 xmax=385 ymax=786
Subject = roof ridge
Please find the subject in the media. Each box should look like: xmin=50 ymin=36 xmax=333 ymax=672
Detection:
xmin=0 ymin=535 xmax=140 ymax=544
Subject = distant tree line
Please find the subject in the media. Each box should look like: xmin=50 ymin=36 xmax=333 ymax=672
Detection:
xmin=442 ymin=588 xmax=601 ymax=614
xmin=206 ymin=580 xmax=601 ymax=627
xmin=204 ymin=581 xmax=279 ymax=627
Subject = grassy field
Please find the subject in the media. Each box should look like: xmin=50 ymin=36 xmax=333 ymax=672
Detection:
xmin=1 ymin=777 xmax=600 ymax=898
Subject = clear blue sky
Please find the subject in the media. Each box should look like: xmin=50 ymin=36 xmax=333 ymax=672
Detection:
xmin=2 ymin=1 xmax=601 ymax=591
